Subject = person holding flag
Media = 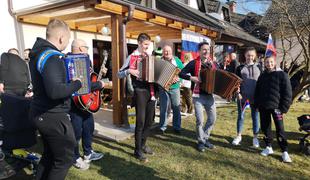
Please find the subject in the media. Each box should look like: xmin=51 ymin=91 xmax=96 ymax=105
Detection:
xmin=232 ymin=47 xmax=262 ymax=147
xmin=254 ymin=34 xmax=293 ymax=163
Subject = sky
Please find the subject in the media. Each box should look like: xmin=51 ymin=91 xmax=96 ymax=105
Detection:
xmin=220 ymin=0 xmax=272 ymax=15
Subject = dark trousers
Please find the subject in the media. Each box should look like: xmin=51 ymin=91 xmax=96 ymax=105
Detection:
xmin=0 ymin=116 xmax=3 ymax=141
xmin=259 ymin=108 xmax=288 ymax=152
xmin=134 ymin=88 xmax=156 ymax=156
xmin=5 ymin=88 xmax=26 ymax=97
xmin=31 ymin=110 xmax=76 ymax=180
xmin=181 ymin=87 xmax=193 ymax=114
xmin=69 ymin=109 xmax=94 ymax=161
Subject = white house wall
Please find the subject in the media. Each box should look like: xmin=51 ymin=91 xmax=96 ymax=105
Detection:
xmin=0 ymin=1 xmax=18 ymax=54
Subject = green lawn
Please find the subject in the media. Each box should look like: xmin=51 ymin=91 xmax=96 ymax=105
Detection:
xmin=13 ymin=102 xmax=310 ymax=180
xmin=65 ymin=102 xmax=310 ymax=180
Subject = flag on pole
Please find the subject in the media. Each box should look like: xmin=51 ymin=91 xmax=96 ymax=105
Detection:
xmin=265 ymin=34 xmax=276 ymax=58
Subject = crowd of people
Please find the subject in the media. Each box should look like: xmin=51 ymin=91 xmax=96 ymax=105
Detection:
xmin=0 ymin=19 xmax=300 ymax=179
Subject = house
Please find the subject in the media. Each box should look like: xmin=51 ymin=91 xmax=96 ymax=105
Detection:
xmin=155 ymin=0 xmax=267 ymax=63
xmin=1 ymin=0 xmax=222 ymax=131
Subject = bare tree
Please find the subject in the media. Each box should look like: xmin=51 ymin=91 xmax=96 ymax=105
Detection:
xmin=267 ymin=0 xmax=310 ymax=102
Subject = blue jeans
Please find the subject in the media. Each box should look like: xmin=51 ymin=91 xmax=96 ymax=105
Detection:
xmin=159 ymin=88 xmax=181 ymax=131
xmin=236 ymin=99 xmax=259 ymax=135
xmin=193 ymin=94 xmax=216 ymax=144
xmin=70 ymin=109 xmax=94 ymax=161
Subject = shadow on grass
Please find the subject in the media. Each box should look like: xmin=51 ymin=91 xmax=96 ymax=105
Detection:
xmin=207 ymin=150 xmax=308 ymax=180
xmin=92 ymin=154 xmax=167 ymax=180
xmin=93 ymin=138 xmax=134 ymax=156
xmin=150 ymin=126 xmax=261 ymax=154
xmin=150 ymin=127 xmax=197 ymax=149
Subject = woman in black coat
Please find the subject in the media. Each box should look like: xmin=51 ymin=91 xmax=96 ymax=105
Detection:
xmin=254 ymin=56 xmax=293 ymax=163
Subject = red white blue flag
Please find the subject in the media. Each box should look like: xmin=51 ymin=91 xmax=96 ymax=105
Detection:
xmin=181 ymin=30 xmax=211 ymax=62
xmin=265 ymin=34 xmax=276 ymax=58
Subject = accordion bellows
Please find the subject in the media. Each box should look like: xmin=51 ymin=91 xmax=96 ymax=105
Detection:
xmin=200 ymin=68 xmax=242 ymax=99
xmin=135 ymin=55 xmax=180 ymax=91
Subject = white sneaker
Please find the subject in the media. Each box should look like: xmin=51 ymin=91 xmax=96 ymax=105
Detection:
xmin=74 ymin=157 xmax=90 ymax=170
xmin=253 ymin=137 xmax=260 ymax=148
xmin=232 ymin=136 xmax=242 ymax=145
xmin=282 ymin=151 xmax=292 ymax=163
xmin=261 ymin=146 xmax=274 ymax=156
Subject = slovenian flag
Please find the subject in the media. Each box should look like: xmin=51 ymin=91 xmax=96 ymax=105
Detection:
xmin=265 ymin=34 xmax=276 ymax=58
xmin=181 ymin=30 xmax=211 ymax=62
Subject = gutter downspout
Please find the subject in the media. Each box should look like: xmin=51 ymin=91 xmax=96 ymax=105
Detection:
xmin=8 ymin=0 xmax=25 ymax=57
xmin=120 ymin=4 xmax=135 ymax=126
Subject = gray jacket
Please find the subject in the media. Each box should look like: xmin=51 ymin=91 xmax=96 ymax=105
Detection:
xmin=238 ymin=63 xmax=261 ymax=103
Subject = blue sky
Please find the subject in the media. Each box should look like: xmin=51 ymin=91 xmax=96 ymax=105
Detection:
xmin=220 ymin=0 xmax=272 ymax=15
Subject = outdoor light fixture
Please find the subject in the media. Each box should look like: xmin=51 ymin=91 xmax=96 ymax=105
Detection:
xmin=155 ymin=35 xmax=161 ymax=43
xmin=101 ymin=25 xmax=109 ymax=35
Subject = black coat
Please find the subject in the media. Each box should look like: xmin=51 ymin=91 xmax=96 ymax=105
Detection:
xmin=254 ymin=70 xmax=292 ymax=113
xmin=29 ymin=38 xmax=82 ymax=113
xmin=0 ymin=53 xmax=30 ymax=96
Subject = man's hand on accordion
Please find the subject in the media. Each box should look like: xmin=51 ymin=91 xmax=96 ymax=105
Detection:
xmin=190 ymin=76 xmax=201 ymax=84
xmin=171 ymin=76 xmax=179 ymax=84
xmin=129 ymin=69 xmax=140 ymax=78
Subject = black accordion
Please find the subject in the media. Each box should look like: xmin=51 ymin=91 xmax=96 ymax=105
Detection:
xmin=130 ymin=54 xmax=180 ymax=91
xmin=200 ymin=68 xmax=242 ymax=99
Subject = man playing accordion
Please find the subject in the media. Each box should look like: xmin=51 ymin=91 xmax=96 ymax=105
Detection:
xmin=179 ymin=42 xmax=217 ymax=152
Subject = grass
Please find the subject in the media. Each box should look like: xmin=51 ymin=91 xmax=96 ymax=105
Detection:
xmin=13 ymin=102 xmax=310 ymax=180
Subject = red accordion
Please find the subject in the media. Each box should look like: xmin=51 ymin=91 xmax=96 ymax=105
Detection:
xmin=200 ymin=68 xmax=242 ymax=99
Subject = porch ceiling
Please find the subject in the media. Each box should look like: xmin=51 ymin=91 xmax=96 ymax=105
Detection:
xmin=16 ymin=0 xmax=220 ymax=40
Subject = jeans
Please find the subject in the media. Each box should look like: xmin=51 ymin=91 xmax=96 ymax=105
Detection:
xmin=30 ymin=110 xmax=76 ymax=180
xmin=259 ymin=108 xmax=288 ymax=152
xmin=193 ymin=94 xmax=216 ymax=144
xmin=159 ymin=88 xmax=181 ymax=131
xmin=236 ymin=99 xmax=259 ymax=135
xmin=69 ymin=108 xmax=94 ymax=161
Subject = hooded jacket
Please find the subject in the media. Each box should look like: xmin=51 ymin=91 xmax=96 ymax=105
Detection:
xmin=236 ymin=63 xmax=261 ymax=103
xmin=254 ymin=69 xmax=292 ymax=113
xmin=29 ymin=37 xmax=81 ymax=113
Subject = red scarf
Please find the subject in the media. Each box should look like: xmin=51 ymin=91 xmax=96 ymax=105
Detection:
xmin=193 ymin=56 xmax=215 ymax=97
xmin=129 ymin=50 xmax=155 ymax=100
xmin=193 ymin=56 xmax=201 ymax=97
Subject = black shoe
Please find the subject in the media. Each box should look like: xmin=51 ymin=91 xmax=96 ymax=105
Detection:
xmin=174 ymin=129 xmax=181 ymax=134
xmin=142 ymin=146 xmax=155 ymax=156
xmin=158 ymin=129 xmax=165 ymax=135
xmin=197 ymin=143 xmax=206 ymax=152
xmin=134 ymin=153 xmax=149 ymax=163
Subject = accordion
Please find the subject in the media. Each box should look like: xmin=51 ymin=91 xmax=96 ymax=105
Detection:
xmin=64 ymin=54 xmax=91 ymax=96
xmin=130 ymin=54 xmax=180 ymax=91
xmin=200 ymin=68 xmax=242 ymax=99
